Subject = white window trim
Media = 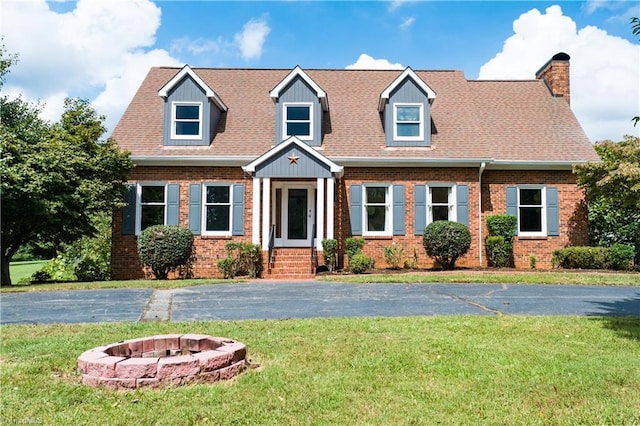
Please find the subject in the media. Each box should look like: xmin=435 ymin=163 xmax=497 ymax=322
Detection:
xmin=427 ymin=184 xmax=456 ymax=225
xmin=283 ymin=102 xmax=313 ymax=141
xmin=393 ymin=103 xmax=424 ymax=141
xmin=171 ymin=101 xmax=203 ymax=140
xmin=135 ymin=183 xmax=167 ymax=235
xmin=517 ymin=185 xmax=547 ymax=237
xmin=201 ymin=183 xmax=233 ymax=236
xmin=362 ymin=184 xmax=392 ymax=237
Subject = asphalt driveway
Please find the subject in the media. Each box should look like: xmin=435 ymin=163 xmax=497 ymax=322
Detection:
xmin=1 ymin=282 xmax=638 ymax=325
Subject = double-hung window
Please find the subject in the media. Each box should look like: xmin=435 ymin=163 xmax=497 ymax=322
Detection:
xmin=394 ymin=104 xmax=423 ymax=141
xmin=172 ymin=102 xmax=202 ymax=139
xmin=428 ymin=185 xmax=456 ymax=223
xmin=284 ymin=103 xmax=312 ymax=139
xmin=138 ymin=184 xmax=166 ymax=233
xmin=518 ymin=187 xmax=546 ymax=236
xmin=363 ymin=185 xmax=391 ymax=235
xmin=202 ymin=184 xmax=232 ymax=235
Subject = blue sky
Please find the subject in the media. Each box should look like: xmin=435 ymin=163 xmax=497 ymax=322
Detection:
xmin=3 ymin=1 xmax=639 ymax=142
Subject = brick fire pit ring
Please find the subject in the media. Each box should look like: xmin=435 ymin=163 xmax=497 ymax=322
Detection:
xmin=78 ymin=334 xmax=246 ymax=389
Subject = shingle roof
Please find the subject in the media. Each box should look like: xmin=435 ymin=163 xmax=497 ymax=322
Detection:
xmin=111 ymin=67 xmax=599 ymax=164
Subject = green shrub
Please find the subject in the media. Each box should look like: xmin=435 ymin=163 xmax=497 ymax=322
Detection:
xmin=551 ymin=247 xmax=610 ymax=270
xmin=486 ymin=215 xmax=517 ymax=240
xmin=36 ymin=254 xmax=76 ymax=282
xmin=423 ymin=221 xmax=471 ymax=270
xmin=31 ymin=270 xmax=52 ymax=282
xmin=345 ymin=237 xmax=365 ymax=262
xmin=384 ymin=244 xmax=405 ymax=270
xmin=486 ymin=236 xmax=512 ymax=268
xmin=485 ymin=215 xmax=517 ymax=268
xmin=75 ymin=256 xmax=108 ymax=282
xmin=404 ymin=248 xmax=419 ymax=269
xmin=321 ymin=239 xmax=338 ymax=272
xmin=350 ymin=253 xmax=374 ymax=274
xmin=529 ymin=255 xmax=537 ymax=270
xmin=608 ymin=244 xmax=635 ymax=270
xmin=217 ymin=242 xmax=262 ymax=279
xmin=137 ymin=225 xmax=194 ymax=280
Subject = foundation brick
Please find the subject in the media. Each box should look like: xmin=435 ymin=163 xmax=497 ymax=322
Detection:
xmin=116 ymin=357 xmax=159 ymax=379
xmin=216 ymin=342 xmax=247 ymax=363
xmin=193 ymin=350 xmax=233 ymax=371
xmin=85 ymin=356 xmax=126 ymax=378
xmin=156 ymin=355 xmax=200 ymax=379
xmin=99 ymin=377 xmax=137 ymax=390
xmin=219 ymin=360 xmax=246 ymax=380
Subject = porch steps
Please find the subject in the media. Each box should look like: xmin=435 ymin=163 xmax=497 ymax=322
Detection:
xmin=265 ymin=248 xmax=316 ymax=279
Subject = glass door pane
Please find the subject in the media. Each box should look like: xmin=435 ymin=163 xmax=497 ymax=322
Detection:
xmin=287 ymin=189 xmax=307 ymax=240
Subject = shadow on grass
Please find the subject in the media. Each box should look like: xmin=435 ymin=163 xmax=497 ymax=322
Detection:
xmin=588 ymin=294 xmax=640 ymax=341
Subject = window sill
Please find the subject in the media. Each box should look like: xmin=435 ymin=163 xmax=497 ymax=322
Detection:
xmin=517 ymin=236 xmax=549 ymax=241
xmin=362 ymin=235 xmax=394 ymax=240
xmin=199 ymin=235 xmax=233 ymax=240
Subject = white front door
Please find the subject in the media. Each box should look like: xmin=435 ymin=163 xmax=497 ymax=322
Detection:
xmin=273 ymin=183 xmax=315 ymax=247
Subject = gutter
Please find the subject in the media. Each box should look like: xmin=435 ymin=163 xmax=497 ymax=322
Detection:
xmin=478 ymin=162 xmax=486 ymax=266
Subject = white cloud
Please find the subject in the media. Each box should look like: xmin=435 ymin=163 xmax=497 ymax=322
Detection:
xmin=478 ymin=5 xmax=640 ymax=142
xmin=388 ymin=0 xmax=413 ymax=12
xmin=400 ymin=17 xmax=416 ymax=30
xmin=234 ymin=17 xmax=271 ymax=60
xmin=346 ymin=54 xmax=404 ymax=70
xmin=2 ymin=0 xmax=181 ymax=135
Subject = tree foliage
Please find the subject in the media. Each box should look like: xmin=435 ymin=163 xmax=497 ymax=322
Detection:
xmin=632 ymin=17 xmax=640 ymax=126
xmin=574 ymin=135 xmax=640 ymax=264
xmin=0 ymin=48 xmax=133 ymax=285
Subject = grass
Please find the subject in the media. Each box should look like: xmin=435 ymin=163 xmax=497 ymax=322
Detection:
xmin=8 ymin=260 xmax=47 ymax=283
xmin=1 ymin=316 xmax=639 ymax=425
xmin=319 ymin=270 xmax=640 ymax=286
xmin=1 ymin=278 xmax=233 ymax=293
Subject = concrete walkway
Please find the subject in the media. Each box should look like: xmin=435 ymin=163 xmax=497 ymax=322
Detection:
xmin=1 ymin=282 xmax=638 ymax=325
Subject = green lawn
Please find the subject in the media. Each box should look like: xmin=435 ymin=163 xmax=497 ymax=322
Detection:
xmin=3 ymin=269 xmax=639 ymax=293
xmin=1 ymin=317 xmax=638 ymax=425
xmin=8 ymin=260 xmax=47 ymax=283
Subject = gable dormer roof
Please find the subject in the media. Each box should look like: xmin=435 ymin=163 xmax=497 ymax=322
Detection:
xmin=378 ymin=67 xmax=437 ymax=112
xmin=158 ymin=64 xmax=228 ymax=112
xmin=270 ymin=66 xmax=329 ymax=111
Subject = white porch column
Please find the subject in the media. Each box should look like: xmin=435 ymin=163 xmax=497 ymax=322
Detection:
xmin=316 ymin=178 xmax=325 ymax=250
xmin=261 ymin=178 xmax=271 ymax=250
xmin=252 ymin=177 xmax=261 ymax=245
xmin=326 ymin=176 xmax=335 ymax=240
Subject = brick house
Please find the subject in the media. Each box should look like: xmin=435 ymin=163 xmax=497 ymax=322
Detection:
xmin=111 ymin=52 xmax=599 ymax=279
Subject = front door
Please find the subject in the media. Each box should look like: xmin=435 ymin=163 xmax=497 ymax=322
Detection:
xmin=273 ymin=183 xmax=315 ymax=247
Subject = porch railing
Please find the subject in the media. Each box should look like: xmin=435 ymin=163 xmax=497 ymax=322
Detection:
xmin=310 ymin=224 xmax=318 ymax=274
xmin=267 ymin=224 xmax=275 ymax=271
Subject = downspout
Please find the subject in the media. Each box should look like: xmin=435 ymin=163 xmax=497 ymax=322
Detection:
xmin=478 ymin=162 xmax=486 ymax=265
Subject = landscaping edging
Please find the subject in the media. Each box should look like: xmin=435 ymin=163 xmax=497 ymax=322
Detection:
xmin=78 ymin=334 xmax=246 ymax=389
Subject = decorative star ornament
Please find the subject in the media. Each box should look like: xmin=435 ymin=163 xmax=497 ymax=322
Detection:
xmin=288 ymin=152 xmax=300 ymax=165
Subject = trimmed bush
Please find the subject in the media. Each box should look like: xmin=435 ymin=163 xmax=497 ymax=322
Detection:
xmin=384 ymin=244 xmax=405 ymax=270
xmin=350 ymin=253 xmax=374 ymax=274
xmin=345 ymin=237 xmax=365 ymax=263
xmin=552 ymin=247 xmax=610 ymax=270
xmin=217 ymin=242 xmax=262 ymax=279
xmin=321 ymin=239 xmax=338 ymax=272
xmin=137 ymin=225 xmax=194 ymax=280
xmin=486 ymin=236 xmax=512 ymax=268
xmin=608 ymin=244 xmax=636 ymax=270
xmin=486 ymin=215 xmax=517 ymax=240
xmin=422 ymin=221 xmax=471 ymax=270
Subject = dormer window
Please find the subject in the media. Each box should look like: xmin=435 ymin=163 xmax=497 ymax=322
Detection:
xmin=394 ymin=104 xmax=423 ymax=140
xmin=172 ymin=102 xmax=202 ymax=139
xmin=284 ymin=103 xmax=312 ymax=140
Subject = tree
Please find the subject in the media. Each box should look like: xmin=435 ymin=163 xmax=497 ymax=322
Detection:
xmin=574 ymin=135 xmax=640 ymax=263
xmin=1 ymin=51 xmax=133 ymax=285
xmin=632 ymin=17 xmax=640 ymax=126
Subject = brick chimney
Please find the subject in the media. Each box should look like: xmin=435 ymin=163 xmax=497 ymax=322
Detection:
xmin=535 ymin=52 xmax=570 ymax=105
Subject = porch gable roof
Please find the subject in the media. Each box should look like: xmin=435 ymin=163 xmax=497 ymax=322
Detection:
xmin=242 ymin=136 xmax=344 ymax=177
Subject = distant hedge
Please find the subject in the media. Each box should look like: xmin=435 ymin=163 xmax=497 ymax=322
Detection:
xmin=552 ymin=244 xmax=635 ymax=271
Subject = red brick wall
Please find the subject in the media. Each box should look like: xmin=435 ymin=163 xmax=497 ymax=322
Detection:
xmin=111 ymin=167 xmax=254 ymax=280
xmin=112 ymin=166 xmax=588 ymax=278
xmin=482 ymin=170 xmax=588 ymax=268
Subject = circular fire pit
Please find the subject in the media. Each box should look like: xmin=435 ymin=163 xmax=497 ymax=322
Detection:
xmin=78 ymin=334 xmax=246 ymax=389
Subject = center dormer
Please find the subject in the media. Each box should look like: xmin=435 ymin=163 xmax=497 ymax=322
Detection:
xmin=270 ymin=67 xmax=328 ymax=147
